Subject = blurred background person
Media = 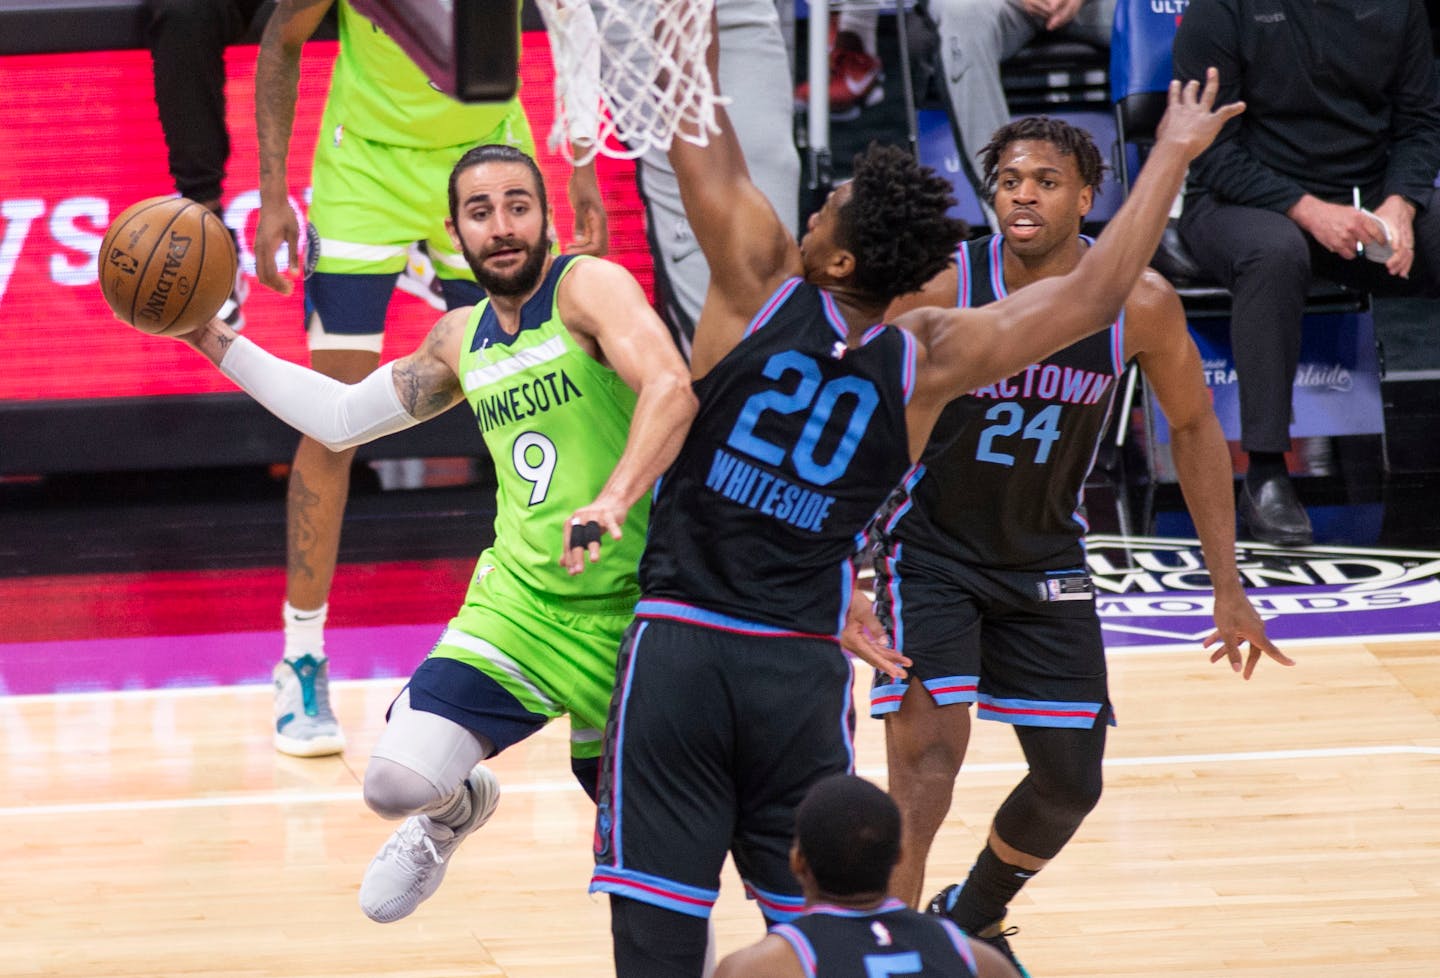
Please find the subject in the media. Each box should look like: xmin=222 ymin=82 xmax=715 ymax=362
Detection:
xmin=1174 ymin=0 xmax=1440 ymax=546
xmin=144 ymin=0 xmax=265 ymax=328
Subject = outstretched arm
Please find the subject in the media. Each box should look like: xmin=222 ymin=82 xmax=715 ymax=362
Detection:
xmin=555 ymin=259 xmax=699 ymax=574
xmin=901 ymin=70 xmax=1244 ymax=458
xmin=1128 ymin=275 xmax=1294 ymax=678
xmin=665 ymin=16 xmax=798 ymax=377
xmin=177 ymin=310 xmax=466 ymax=451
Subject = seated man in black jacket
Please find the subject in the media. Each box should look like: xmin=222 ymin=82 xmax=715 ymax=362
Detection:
xmin=1174 ymin=0 xmax=1440 ymax=545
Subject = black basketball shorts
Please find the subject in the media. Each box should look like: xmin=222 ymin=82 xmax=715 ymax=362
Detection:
xmin=590 ymin=608 xmax=855 ymax=922
xmin=869 ymin=541 xmax=1113 ymax=729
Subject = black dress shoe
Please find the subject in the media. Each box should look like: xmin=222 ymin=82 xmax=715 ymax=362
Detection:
xmin=1239 ymin=473 xmax=1313 ymax=546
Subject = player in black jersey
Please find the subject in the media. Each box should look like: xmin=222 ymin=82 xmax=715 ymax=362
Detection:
xmin=714 ymin=775 xmax=1020 ymax=978
xmin=843 ymin=117 xmax=1294 ymax=975
xmin=589 ymin=34 xmax=1244 ymax=974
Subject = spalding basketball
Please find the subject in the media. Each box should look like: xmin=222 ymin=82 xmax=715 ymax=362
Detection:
xmin=98 ymin=196 xmax=238 ymax=337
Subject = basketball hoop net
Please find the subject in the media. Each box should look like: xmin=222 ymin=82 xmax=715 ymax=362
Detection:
xmin=536 ymin=0 xmax=722 ymax=165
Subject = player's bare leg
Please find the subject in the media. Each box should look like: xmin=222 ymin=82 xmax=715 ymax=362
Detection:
xmin=273 ymin=347 xmax=378 ymax=757
xmin=883 ymin=681 xmax=971 ymax=906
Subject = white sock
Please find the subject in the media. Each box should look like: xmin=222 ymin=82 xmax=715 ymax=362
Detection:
xmin=283 ymin=601 xmax=328 ymax=662
xmin=838 ymin=10 xmax=878 ymax=55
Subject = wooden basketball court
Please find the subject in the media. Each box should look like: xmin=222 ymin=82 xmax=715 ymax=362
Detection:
xmin=5 ymin=567 xmax=1438 ymax=977
xmin=5 ymin=0 xmax=1438 ymax=971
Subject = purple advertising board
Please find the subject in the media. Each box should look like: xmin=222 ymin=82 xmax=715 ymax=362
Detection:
xmin=1149 ymin=311 xmax=1385 ymax=479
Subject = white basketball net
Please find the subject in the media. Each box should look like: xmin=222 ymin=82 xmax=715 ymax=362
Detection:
xmin=536 ymin=0 xmax=722 ymax=165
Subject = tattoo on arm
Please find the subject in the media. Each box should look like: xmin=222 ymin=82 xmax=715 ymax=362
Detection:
xmin=255 ymin=20 xmax=301 ymax=191
xmin=193 ymin=323 xmax=234 ymax=363
xmin=390 ymin=311 xmax=465 ymax=418
xmin=393 ymin=357 xmax=460 ymax=419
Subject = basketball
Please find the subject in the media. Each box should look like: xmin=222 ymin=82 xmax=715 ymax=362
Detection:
xmin=98 ymin=196 xmax=238 ymax=337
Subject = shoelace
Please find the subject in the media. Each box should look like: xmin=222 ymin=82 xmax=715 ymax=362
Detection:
xmin=282 ymin=657 xmax=328 ymax=719
xmin=978 ymin=925 xmax=1026 ymax=972
xmin=387 ymin=820 xmax=445 ymax=869
xmin=309 ymin=674 xmax=339 ymax=725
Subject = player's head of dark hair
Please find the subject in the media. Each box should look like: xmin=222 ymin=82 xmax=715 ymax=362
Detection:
xmin=794 ymin=775 xmax=901 ymax=897
xmin=448 ymin=143 xmax=549 ymax=226
xmin=836 ymin=143 xmax=968 ymax=301
xmin=979 ymin=116 xmax=1106 ymax=203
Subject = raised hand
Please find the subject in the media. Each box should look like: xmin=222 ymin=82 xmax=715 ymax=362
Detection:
xmin=1155 ymin=67 xmax=1246 ymax=161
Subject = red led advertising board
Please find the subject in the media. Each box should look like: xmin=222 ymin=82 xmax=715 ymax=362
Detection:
xmin=0 ymin=33 xmax=652 ymax=403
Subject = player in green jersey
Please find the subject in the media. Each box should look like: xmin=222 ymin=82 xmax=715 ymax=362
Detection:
xmin=252 ymin=0 xmax=610 ymax=758
xmin=157 ymin=144 xmax=696 ymax=923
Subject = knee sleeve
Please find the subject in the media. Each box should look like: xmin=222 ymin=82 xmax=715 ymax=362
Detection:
xmin=610 ymin=896 xmax=709 ymax=978
xmin=994 ymin=722 xmax=1106 ymax=859
xmin=362 ymin=756 xmax=449 ymax=820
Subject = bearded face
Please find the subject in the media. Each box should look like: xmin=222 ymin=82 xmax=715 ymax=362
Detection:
xmin=460 ymin=218 xmax=550 ymax=298
xmin=447 ymin=160 xmax=552 ymax=299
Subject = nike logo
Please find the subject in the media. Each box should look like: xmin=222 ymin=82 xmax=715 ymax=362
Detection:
xmin=947 ymin=40 xmax=969 ymax=85
xmin=1355 ymin=4 xmax=1380 ymax=19
xmin=1252 ymin=11 xmax=1284 ymax=22
xmin=842 ymin=72 xmax=876 ymax=97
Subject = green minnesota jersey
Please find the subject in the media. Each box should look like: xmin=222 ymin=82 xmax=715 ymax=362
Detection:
xmin=328 ymin=0 xmax=522 ymax=149
xmin=458 ymin=256 xmax=648 ymax=607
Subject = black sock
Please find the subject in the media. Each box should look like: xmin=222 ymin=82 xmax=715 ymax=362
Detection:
xmin=1247 ymin=451 xmax=1287 ymax=488
xmin=946 ymin=846 xmax=1035 ymax=933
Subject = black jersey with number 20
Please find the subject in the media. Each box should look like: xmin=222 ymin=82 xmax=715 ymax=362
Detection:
xmin=639 ymin=279 xmax=916 ymax=638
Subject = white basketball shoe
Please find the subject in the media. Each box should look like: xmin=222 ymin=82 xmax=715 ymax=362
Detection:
xmin=272 ymin=654 xmax=346 ymax=757
xmin=359 ymin=764 xmax=501 ymax=923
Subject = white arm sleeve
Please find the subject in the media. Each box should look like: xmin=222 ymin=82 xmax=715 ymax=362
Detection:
xmin=217 ymin=336 xmax=420 ymax=452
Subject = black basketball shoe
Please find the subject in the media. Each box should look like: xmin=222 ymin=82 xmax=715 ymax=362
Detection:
xmin=927 ymin=883 xmax=1034 ymax=977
